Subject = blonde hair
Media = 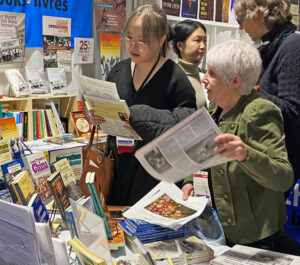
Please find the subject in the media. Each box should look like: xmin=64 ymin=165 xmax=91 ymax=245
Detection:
xmin=207 ymin=40 xmax=262 ymax=95
xmin=234 ymin=0 xmax=292 ymax=29
xmin=123 ymin=4 xmax=168 ymax=56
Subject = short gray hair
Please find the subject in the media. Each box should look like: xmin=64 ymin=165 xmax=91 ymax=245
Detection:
xmin=123 ymin=4 xmax=168 ymax=56
xmin=234 ymin=0 xmax=292 ymax=29
xmin=206 ymin=40 xmax=262 ymax=95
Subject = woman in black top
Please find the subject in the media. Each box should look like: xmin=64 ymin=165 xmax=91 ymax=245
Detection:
xmin=91 ymin=4 xmax=196 ymax=205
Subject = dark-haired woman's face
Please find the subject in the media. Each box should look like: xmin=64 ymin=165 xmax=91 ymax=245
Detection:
xmin=177 ymin=27 xmax=206 ymax=64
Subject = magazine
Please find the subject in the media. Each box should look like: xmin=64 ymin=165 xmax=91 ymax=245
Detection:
xmin=25 ymin=67 xmax=48 ymax=94
xmin=123 ymin=181 xmax=208 ymax=230
xmin=74 ymin=72 xmax=142 ymax=140
xmin=135 ymin=107 xmax=231 ymax=183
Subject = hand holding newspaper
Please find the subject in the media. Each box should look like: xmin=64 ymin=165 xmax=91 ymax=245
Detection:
xmin=123 ymin=181 xmax=208 ymax=230
xmin=135 ymin=107 xmax=231 ymax=183
xmin=74 ymin=72 xmax=141 ymax=140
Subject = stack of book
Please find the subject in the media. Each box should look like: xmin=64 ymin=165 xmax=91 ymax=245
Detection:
xmin=119 ymin=218 xmax=189 ymax=244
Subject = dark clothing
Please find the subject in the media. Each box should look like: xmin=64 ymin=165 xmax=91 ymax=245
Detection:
xmin=106 ymin=58 xmax=196 ymax=205
xmin=257 ymin=22 xmax=300 ymax=194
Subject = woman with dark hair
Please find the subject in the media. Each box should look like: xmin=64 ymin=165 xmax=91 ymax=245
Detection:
xmin=90 ymin=4 xmax=196 ymax=206
xmin=172 ymin=20 xmax=207 ymax=109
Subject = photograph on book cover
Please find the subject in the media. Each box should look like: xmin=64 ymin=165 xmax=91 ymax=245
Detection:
xmin=42 ymin=16 xmax=71 ymax=69
xmin=0 ymin=11 xmax=25 ymax=64
xmin=145 ymin=193 xmax=196 ymax=219
xmin=162 ymin=0 xmax=181 ymax=17
xmin=95 ymin=0 xmax=126 ymax=32
xmin=100 ymin=33 xmax=121 ymax=79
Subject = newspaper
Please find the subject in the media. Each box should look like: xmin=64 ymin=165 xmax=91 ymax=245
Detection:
xmin=135 ymin=107 xmax=231 ymax=183
xmin=123 ymin=181 xmax=208 ymax=230
xmin=210 ymin=244 xmax=300 ymax=265
xmin=74 ymin=72 xmax=142 ymax=140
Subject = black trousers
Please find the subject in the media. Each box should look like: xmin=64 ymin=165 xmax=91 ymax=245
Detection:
xmin=226 ymin=229 xmax=300 ymax=256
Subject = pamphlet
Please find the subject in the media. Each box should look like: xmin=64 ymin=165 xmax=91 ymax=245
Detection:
xmin=5 ymin=69 xmax=30 ymax=97
xmin=47 ymin=68 xmax=67 ymax=94
xmin=135 ymin=107 xmax=231 ymax=183
xmin=74 ymin=72 xmax=141 ymax=140
xmin=25 ymin=67 xmax=48 ymax=94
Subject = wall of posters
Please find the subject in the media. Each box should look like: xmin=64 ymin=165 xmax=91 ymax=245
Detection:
xmin=0 ymin=11 xmax=25 ymax=64
xmin=0 ymin=0 xmax=92 ymax=48
xmin=95 ymin=0 xmax=126 ymax=32
xmin=100 ymin=33 xmax=121 ymax=78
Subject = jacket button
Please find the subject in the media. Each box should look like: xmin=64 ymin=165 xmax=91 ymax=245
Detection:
xmin=230 ymin=124 xmax=235 ymax=130
xmin=227 ymin=217 xmax=232 ymax=223
xmin=224 ymin=193 xmax=228 ymax=199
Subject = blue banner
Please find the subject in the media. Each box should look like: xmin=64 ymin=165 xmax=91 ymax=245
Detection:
xmin=0 ymin=0 xmax=92 ymax=48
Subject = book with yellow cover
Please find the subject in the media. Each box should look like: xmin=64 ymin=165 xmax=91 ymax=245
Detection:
xmin=11 ymin=170 xmax=35 ymax=205
xmin=68 ymin=236 xmax=107 ymax=265
xmin=50 ymin=157 xmax=76 ymax=186
xmin=0 ymin=117 xmax=19 ymax=139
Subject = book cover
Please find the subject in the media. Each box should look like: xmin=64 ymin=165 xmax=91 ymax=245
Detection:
xmin=49 ymin=101 xmax=65 ymax=135
xmin=12 ymin=170 xmax=35 ymax=205
xmin=199 ymin=0 xmax=214 ymax=20
xmin=162 ymin=0 xmax=181 ymax=17
xmin=47 ymin=171 xmax=70 ymax=223
xmin=0 ymin=138 xmax=13 ymax=165
xmin=85 ymin=171 xmax=113 ymax=239
xmin=22 ymin=111 xmax=28 ymax=141
xmin=215 ymin=0 xmax=230 ymax=22
xmin=65 ymin=206 xmax=78 ymax=238
xmin=50 ymin=157 xmax=76 ymax=186
xmin=25 ymin=67 xmax=48 ymax=94
xmin=1 ymin=158 xmax=25 ymax=203
xmin=181 ymin=0 xmax=198 ymax=19
xmin=47 ymin=68 xmax=67 ymax=94
xmin=23 ymin=152 xmax=52 ymax=201
xmin=0 ymin=117 xmax=19 ymax=139
xmin=28 ymin=192 xmax=50 ymax=223
xmin=4 ymin=69 xmax=30 ymax=97
xmin=46 ymin=109 xmax=59 ymax=136
xmin=70 ymin=110 xmax=92 ymax=136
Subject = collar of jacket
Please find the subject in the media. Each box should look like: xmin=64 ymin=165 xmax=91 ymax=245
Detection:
xmin=178 ymin=58 xmax=200 ymax=76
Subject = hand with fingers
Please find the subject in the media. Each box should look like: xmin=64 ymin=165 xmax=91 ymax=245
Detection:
xmin=214 ymin=133 xmax=248 ymax=162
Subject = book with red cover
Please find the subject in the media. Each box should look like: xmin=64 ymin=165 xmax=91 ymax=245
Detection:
xmin=70 ymin=110 xmax=92 ymax=136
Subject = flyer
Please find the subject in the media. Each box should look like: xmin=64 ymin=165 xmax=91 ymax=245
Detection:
xmin=74 ymin=38 xmax=94 ymax=64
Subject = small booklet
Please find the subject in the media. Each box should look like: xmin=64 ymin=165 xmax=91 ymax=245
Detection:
xmin=4 ymin=69 xmax=30 ymax=97
xmin=47 ymin=67 xmax=67 ymax=94
xmin=74 ymin=72 xmax=142 ymax=140
xmin=25 ymin=67 xmax=48 ymax=94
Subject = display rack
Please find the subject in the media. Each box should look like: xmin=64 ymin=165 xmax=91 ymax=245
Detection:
xmin=0 ymin=94 xmax=78 ymax=141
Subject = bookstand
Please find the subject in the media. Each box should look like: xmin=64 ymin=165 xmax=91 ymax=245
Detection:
xmin=0 ymin=94 xmax=78 ymax=141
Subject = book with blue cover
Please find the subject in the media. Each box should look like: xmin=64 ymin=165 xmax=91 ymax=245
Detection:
xmin=28 ymin=192 xmax=50 ymax=223
xmin=181 ymin=0 xmax=198 ymax=19
xmin=125 ymin=219 xmax=169 ymax=233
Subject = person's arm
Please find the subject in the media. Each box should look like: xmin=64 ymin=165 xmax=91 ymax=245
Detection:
xmin=259 ymin=36 xmax=300 ymax=123
xmin=218 ymin=102 xmax=293 ymax=192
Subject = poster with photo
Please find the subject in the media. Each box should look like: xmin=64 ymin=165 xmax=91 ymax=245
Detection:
xmin=181 ymin=0 xmax=198 ymax=19
xmin=199 ymin=0 xmax=214 ymax=21
xmin=57 ymin=50 xmax=72 ymax=72
xmin=0 ymin=11 xmax=25 ymax=64
xmin=42 ymin=16 xmax=71 ymax=69
xmin=95 ymin=0 xmax=126 ymax=32
xmin=74 ymin=38 xmax=94 ymax=64
xmin=162 ymin=0 xmax=181 ymax=17
xmin=100 ymin=33 xmax=121 ymax=79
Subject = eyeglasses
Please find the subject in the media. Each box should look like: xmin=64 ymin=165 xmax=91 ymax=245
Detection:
xmin=124 ymin=37 xmax=147 ymax=51
xmin=235 ymin=13 xmax=248 ymax=24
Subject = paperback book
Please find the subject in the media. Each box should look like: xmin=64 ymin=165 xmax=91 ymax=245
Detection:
xmin=70 ymin=110 xmax=92 ymax=136
xmin=23 ymin=152 xmax=52 ymax=201
xmin=4 ymin=69 xmax=30 ymax=97
xmin=50 ymin=157 xmax=77 ymax=186
xmin=28 ymin=192 xmax=50 ymax=223
xmin=47 ymin=67 xmax=67 ymax=94
xmin=25 ymin=67 xmax=48 ymax=94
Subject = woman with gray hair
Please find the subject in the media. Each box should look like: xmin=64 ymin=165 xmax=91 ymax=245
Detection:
xmin=182 ymin=40 xmax=300 ymax=254
xmin=234 ymin=0 xmax=300 ymax=198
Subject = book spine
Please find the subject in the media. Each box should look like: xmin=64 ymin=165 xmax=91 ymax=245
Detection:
xmin=47 ymin=108 xmax=60 ymax=136
xmin=15 ymin=182 xmax=27 ymax=205
xmin=32 ymin=110 xmax=37 ymax=140
xmin=39 ymin=110 xmax=45 ymax=139
xmin=50 ymin=102 xmax=65 ymax=135
xmin=36 ymin=110 xmax=41 ymax=139
xmin=43 ymin=110 xmax=52 ymax=137
xmin=23 ymin=111 xmax=28 ymax=141
xmin=65 ymin=210 xmax=78 ymax=238
xmin=11 ymin=183 xmax=24 ymax=205
xmin=87 ymin=182 xmax=112 ymax=239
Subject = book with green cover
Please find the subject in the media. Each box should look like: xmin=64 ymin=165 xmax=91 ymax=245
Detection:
xmin=85 ymin=172 xmax=112 ymax=239
xmin=33 ymin=110 xmax=37 ymax=140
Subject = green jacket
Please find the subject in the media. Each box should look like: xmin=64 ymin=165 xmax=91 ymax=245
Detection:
xmin=209 ymin=90 xmax=293 ymax=244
